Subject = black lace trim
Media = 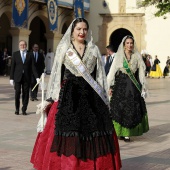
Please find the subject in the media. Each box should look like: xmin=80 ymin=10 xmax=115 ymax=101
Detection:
xmin=55 ymin=130 xmax=113 ymax=139
xmin=51 ymin=131 xmax=115 ymax=161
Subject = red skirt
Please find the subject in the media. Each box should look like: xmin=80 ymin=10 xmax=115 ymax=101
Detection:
xmin=30 ymin=102 xmax=122 ymax=170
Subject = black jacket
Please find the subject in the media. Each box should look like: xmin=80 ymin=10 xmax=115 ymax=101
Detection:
xmin=105 ymin=56 xmax=113 ymax=76
xmin=10 ymin=51 xmax=38 ymax=82
xmin=30 ymin=52 xmax=45 ymax=77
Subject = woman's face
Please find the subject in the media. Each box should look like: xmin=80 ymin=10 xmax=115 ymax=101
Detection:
xmin=72 ymin=22 xmax=88 ymax=43
xmin=124 ymin=38 xmax=134 ymax=52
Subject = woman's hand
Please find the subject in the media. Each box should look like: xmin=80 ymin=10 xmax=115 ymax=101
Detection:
xmin=141 ymin=89 xmax=147 ymax=99
xmin=109 ymin=89 xmax=113 ymax=96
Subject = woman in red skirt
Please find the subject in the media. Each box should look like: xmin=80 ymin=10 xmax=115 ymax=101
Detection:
xmin=31 ymin=18 xmax=121 ymax=170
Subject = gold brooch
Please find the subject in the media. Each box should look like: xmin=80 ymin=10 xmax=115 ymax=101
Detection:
xmin=68 ymin=51 xmax=73 ymax=56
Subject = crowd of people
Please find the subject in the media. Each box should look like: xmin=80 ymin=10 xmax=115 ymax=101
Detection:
xmin=142 ymin=54 xmax=170 ymax=78
xmin=0 ymin=42 xmax=55 ymax=115
xmin=2 ymin=17 xmax=170 ymax=169
xmin=0 ymin=47 xmax=54 ymax=77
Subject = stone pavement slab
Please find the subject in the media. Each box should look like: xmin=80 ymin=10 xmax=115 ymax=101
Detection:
xmin=0 ymin=76 xmax=170 ymax=170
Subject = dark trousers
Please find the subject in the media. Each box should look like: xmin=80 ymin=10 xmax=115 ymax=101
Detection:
xmin=14 ymin=75 xmax=30 ymax=112
xmin=0 ymin=60 xmax=5 ymax=75
xmin=30 ymin=75 xmax=39 ymax=99
xmin=4 ymin=65 xmax=10 ymax=75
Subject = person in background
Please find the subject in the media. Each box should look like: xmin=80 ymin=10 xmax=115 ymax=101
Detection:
xmin=150 ymin=55 xmax=163 ymax=78
xmin=31 ymin=18 xmax=121 ymax=170
xmin=107 ymin=35 xmax=149 ymax=142
xmin=149 ymin=55 xmax=153 ymax=67
xmin=145 ymin=54 xmax=151 ymax=77
xmin=101 ymin=53 xmax=108 ymax=66
xmin=30 ymin=44 xmax=45 ymax=101
xmin=10 ymin=40 xmax=39 ymax=115
xmin=45 ymin=48 xmax=54 ymax=74
xmin=39 ymin=49 xmax=46 ymax=59
xmin=0 ymin=49 xmax=4 ymax=75
xmin=163 ymin=56 xmax=170 ymax=78
xmin=2 ymin=48 xmax=11 ymax=76
xmin=105 ymin=45 xmax=116 ymax=75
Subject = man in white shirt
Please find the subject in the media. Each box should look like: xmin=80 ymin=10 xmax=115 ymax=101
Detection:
xmin=10 ymin=40 xmax=39 ymax=115
xmin=45 ymin=48 xmax=54 ymax=74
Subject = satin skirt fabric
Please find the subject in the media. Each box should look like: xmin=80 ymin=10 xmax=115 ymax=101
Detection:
xmin=150 ymin=64 xmax=163 ymax=77
xmin=30 ymin=101 xmax=122 ymax=170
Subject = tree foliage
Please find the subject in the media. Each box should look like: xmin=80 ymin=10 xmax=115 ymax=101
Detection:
xmin=139 ymin=0 xmax=170 ymax=17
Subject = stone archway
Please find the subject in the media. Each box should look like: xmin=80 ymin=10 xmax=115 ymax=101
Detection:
xmin=110 ymin=28 xmax=133 ymax=52
xmin=61 ymin=20 xmax=71 ymax=35
xmin=29 ymin=16 xmax=47 ymax=52
xmin=98 ymin=13 xmax=145 ymax=54
xmin=0 ymin=13 xmax=12 ymax=52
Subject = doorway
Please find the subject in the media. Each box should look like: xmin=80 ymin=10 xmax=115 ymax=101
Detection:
xmin=110 ymin=28 xmax=133 ymax=52
xmin=29 ymin=16 xmax=47 ymax=53
xmin=0 ymin=13 xmax=12 ymax=53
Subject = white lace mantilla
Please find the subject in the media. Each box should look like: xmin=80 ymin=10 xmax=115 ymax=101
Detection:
xmin=36 ymin=18 xmax=109 ymax=132
xmin=107 ymin=36 xmax=146 ymax=91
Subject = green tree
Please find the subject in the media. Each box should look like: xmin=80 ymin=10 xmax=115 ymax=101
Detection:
xmin=139 ymin=0 xmax=170 ymax=17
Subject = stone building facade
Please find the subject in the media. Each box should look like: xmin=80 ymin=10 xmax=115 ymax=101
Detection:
xmin=0 ymin=0 xmax=169 ymax=69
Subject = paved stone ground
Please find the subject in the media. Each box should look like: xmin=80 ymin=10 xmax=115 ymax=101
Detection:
xmin=0 ymin=76 xmax=170 ymax=170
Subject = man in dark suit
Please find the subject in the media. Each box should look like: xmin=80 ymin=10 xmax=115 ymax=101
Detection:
xmin=10 ymin=40 xmax=39 ymax=115
xmin=105 ymin=45 xmax=116 ymax=76
xmin=0 ymin=49 xmax=3 ymax=75
xmin=30 ymin=43 xmax=45 ymax=101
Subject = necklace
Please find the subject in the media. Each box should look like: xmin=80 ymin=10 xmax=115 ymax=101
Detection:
xmin=72 ymin=41 xmax=85 ymax=52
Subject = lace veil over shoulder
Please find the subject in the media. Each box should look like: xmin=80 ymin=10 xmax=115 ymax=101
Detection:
xmin=107 ymin=35 xmax=146 ymax=90
xmin=46 ymin=18 xmax=109 ymax=103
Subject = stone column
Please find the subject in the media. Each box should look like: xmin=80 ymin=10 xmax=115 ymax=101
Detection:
xmin=45 ymin=31 xmax=63 ymax=53
xmin=97 ymin=16 xmax=109 ymax=54
xmin=135 ymin=18 xmax=142 ymax=52
xmin=9 ymin=28 xmax=31 ymax=53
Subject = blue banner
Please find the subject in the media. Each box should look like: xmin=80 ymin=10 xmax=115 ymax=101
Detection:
xmin=74 ymin=0 xmax=84 ymax=18
xmin=11 ymin=0 xmax=29 ymax=28
xmin=47 ymin=0 xmax=58 ymax=31
xmin=31 ymin=0 xmax=46 ymax=3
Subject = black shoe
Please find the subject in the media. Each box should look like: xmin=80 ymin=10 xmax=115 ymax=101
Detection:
xmin=30 ymin=98 xmax=34 ymax=101
xmin=22 ymin=111 xmax=27 ymax=115
xmin=118 ymin=136 xmax=125 ymax=140
xmin=34 ymin=98 xmax=39 ymax=101
xmin=15 ymin=111 xmax=19 ymax=115
xmin=124 ymin=137 xmax=130 ymax=142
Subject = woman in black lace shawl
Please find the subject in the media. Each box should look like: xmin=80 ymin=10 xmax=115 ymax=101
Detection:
xmin=107 ymin=36 xmax=149 ymax=142
xmin=31 ymin=18 xmax=121 ymax=170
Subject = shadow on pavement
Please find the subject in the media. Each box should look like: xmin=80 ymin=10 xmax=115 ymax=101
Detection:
xmin=122 ymin=148 xmax=170 ymax=170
